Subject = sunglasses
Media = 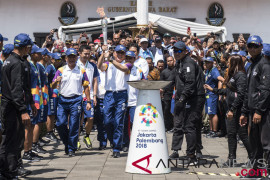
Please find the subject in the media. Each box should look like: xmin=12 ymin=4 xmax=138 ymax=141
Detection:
xmin=247 ymin=44 xmax=260 ymax=49
xmin=116 ymin=51 xmax=125 ymax=55
xmin=173 ymin=49 xmax=182 ymax=53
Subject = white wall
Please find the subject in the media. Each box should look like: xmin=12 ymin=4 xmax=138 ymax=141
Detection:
xmin=0 ymin=0 xmax=269 ymax=43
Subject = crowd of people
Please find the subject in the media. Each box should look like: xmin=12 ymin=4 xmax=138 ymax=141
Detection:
xmin=0 ymin=27 xmax=270 ymax=179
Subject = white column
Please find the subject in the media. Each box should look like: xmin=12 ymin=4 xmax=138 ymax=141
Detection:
xmin=137 ymin=0 xmax=148 ymax=26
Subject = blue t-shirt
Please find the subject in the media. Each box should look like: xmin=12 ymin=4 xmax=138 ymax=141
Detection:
xmin=29 ymin=61 xmax=43 ymax=110
xmin=205 ymin=67 xmax=220 ymax=95
xmin=37 ymin=63 xmax=49 ymax=105
xmin=45 ymin=64 xmax=56 ymax=85
xmin=45 ymin=64 xmax=57 ymax=97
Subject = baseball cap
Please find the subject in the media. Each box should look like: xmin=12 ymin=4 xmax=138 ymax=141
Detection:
xmin=115 ymin=45 xmax=126 ymax=52
xmin=247 ymin=35 xmax=263 ymax=46
xmin=204 ymin=57 xmax=214 ymax=62
xmin=155 ymin=37 xmax=162 ymax=42
xmin=99 ymin=34 xmax=104 ymax=38
xmin=263 ymin=43 xmax=270 ymax=56
xmin=140 ymin=38 xmax=148 ymax=43
xmin=163 ymin=33 xmax=171 ymax=38
xmin=0 ymin=34 xmax=8 ymax=41
xmin=173 ymin=41 xmax=186 ymax=51
xmin=238 ymin=51 xmax=247 ymax=57
xmin=145 ymin=55 xmax=152 ymax=59
xmin=126 ymin=51 xmax=136 ymax=58
xmin=52 ymin=53 xmax=62 ymax=60
xmin=65 ymin=40 xmax=72 ymax=44
xmin=14 ymin=33 xmax=33 ymax=47
xmin=66 ymin=48 xmax=77 ymax=56
xmin=2 ymin=44 xmax=14 ymax=55
xmin=31 ymin=45 xmax=45 ymax=54
xmin=94 ymin=39 xmax=100 ymax=43
xmin=41 ymin=49 xmax=53 ymax=57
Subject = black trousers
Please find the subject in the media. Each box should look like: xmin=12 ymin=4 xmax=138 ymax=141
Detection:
xmin=226 ymin=109 xmax=252 ymax=158
xmin=0 ymin=102 xmax=24 ymax=178
xmin=249 ymin=112 xmax=264 ymax=169
xmin=261 ymin=110 xmax=270 ymax=171
xmin=172 ymin=96 xmax=205 ymax=155
xmin=162 ymin=99 xmax=174 ymax=131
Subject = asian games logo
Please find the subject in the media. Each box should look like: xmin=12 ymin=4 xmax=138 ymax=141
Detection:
xmin=139 ymin=103 xmax=158 ymax=127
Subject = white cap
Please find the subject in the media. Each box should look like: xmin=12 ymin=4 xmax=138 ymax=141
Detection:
xmin=140 ymin=38 xmax=148 ymax=43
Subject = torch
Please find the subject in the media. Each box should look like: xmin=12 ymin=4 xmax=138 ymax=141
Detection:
xmin=97 ymin=7 xmax=108 ymax=45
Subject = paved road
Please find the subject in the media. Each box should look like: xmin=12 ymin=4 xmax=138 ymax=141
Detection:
xmin=22 ymin=131 xmax=248 ymax=179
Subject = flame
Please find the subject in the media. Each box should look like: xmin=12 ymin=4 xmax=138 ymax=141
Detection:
xmin=96 ymin=6 xmax=106 ymax=18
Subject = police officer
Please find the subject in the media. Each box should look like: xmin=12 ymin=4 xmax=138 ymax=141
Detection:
xmin=169 ymin=41 xmax=205 ymax=164
xmin=52 ymin=48 xmax=91 ymax=157
xmin=97 ymin=45 xmax=132 ymax=158
xmin=239 ymin=35 xmax=268 ymax=179
xmin=0 ymin=33 xmax=35 ymax=179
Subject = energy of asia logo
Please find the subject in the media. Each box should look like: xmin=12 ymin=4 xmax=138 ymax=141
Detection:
xmin=132 ymin=154 xmax=152 ymax=174
xmin=139 ymin=103 xmax=158 ymax=127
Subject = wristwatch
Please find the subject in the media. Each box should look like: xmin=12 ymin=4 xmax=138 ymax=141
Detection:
xmin=109 ymin=59 xmax=114 ymax=63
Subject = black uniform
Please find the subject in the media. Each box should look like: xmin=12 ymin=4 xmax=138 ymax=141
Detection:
xmin=242 ymin=54 xmax=270 ymax=169
xmin=171 ymin=55 xmax=205 ymax=156
xmin=212 ymin=71 xmax=252 ymax=160
xmin=160 ymin=67 xmax=174 ymax=131
xmin=0 ymin=53 xmax=33 ymax=178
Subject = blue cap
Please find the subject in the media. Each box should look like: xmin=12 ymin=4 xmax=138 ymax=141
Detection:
xmin=52 ymin=53 xmax=62 ymax=60
xmin=31 ymin=45 xmax=45 ymax=54
xmin=41 ymin=49 xmax=53 ymax=57
xmin=14 ymin=33 xmax=33 ymax=47
xmin=66 ymin=48 xmax=77 ymax=56
xmin=2 ymin=44 xmax=14 ymax=55
xmin=0 ymin=34 xmax=8 ymax=41
xmin=247 ymin=35 xmax=263 ymax=46
xmin=204 ymin=57 xmax=214 ymax=62
xmin=145 ymin=55 xmax=152 ymax=59
xmin=126 ymin=51 xmax=136 ymax=58
xmin=115 ymin=45 xmax=126 ymax=52
xmin=173 ymin=41 xmax=186 ymax=50
xmin=238 ymin=51 xmax=247 ymax=57
xmin=263 ymin=43 xmax=270 ymax=57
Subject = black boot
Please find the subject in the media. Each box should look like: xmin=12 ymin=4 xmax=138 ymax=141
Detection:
xmin=223 ymin=154 xmax=236 ymax=167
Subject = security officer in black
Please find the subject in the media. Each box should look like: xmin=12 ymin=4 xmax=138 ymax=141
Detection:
xmin=0 ymin=33 xmax=35 ymax=179
xmin=240 ymin=36 xmax=270 ymax=179
xmin=169 ymin=41 xmax=205 ymax=163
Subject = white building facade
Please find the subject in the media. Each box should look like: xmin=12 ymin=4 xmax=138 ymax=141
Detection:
xmin=0 ymin=0 xmax=269 ymax=44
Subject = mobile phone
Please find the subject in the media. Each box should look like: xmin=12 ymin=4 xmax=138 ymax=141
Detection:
xmin=211 ymin=32 xmax=214 ymax=36
xmin=187 ymin=27 xmax=191 ymax=32
xmin=194 ymin=33 xmax=197 ymax=37
xmin=234 ymin=45 xmax=239 ymax=50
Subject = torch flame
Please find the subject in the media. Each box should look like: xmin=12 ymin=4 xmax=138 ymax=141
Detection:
xmin=96 ymin=6 xmax=106 ymax=18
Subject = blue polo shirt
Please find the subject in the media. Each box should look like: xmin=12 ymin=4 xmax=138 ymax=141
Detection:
xmin=205 ymin=67 xmax=220 ymax=95
xmin=45 ymin=64 xmax=58 ymax=98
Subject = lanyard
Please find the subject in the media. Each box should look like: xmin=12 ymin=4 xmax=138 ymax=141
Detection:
xmin=30 ymin=61 xmax=42 ymax=91
xmin=205 ymin=68 xmax=213 ymax=82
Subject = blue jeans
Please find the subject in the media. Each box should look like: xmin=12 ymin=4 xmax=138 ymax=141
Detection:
xmin=95 ymin=98 xmax=107 ymax=147
xmin=103 ymin=90 xmax=128 ymax=152
xmin=123 ymin=106 xmax=136 ymax=148
xmin=56 ymin=95 xmax=82 ymax=152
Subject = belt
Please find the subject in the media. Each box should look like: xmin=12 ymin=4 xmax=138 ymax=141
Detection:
xmin=106 ymin=90 xmax=127 ymax=93
xmin=60 ymin=94 xmax=80 ymax=99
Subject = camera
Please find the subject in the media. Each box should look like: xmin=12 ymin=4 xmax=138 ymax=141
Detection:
xmin=109 ymin=46 xmax=116 ymax=51
xmin=53 ymin=28 xmax=58 ymax=33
